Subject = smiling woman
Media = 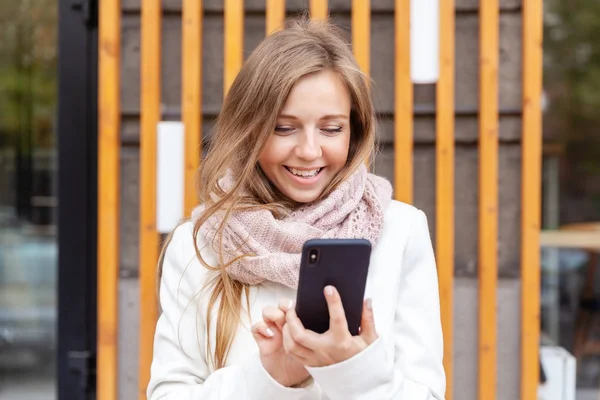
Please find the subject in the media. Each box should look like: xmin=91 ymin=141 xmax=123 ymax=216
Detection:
xmin=258 ymin=69 xmax=352 ymax=204
xmin=147 ymin=17 xmax=445 ymax=400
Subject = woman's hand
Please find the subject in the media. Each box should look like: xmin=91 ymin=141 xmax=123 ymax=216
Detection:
xmin=251 ymin=300 xmax=311 ymax=387
xmin=282 ymin=286 xmax=378 ymax=368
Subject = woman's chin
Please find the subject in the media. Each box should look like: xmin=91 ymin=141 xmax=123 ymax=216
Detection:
xmin=281 ymin=188 xmax=323 ymax=204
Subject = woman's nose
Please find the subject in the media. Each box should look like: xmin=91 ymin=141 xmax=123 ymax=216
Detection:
xmin=294 ymin=131 xmax=322 ymax=160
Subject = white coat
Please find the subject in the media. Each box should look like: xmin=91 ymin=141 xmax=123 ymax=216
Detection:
xmin=147 ymin=201 xmax=446 ymax=399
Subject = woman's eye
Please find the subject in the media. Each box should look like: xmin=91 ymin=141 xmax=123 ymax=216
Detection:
xmin=322 ymin=127 xmax=343 ymax=134
xmin=274 ymin=126 xmax=294 ymax=134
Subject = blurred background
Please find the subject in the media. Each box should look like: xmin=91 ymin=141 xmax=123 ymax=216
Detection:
xmin=0 ymin=1 xmax=58 ymax=399
xmin=541 ymin=1 xmax=600 ymax=399
xmin=0 ymin=0 xmax=599 ymax=399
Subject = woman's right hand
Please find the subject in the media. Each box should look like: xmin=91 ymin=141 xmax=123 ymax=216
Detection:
xmin=251 ymin=300 xmax=311 ymax=388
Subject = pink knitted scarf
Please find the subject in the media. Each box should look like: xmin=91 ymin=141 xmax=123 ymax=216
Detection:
xmin=191 ymin=165 xmax=393 ymax=288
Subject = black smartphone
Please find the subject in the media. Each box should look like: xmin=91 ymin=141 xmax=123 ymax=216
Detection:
xmin=295 ymin=238 xmax=372 ymax=335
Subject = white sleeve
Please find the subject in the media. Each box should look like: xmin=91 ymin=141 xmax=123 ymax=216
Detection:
xmin=305 ymin=209 xmax=446 ymax=400
xmin=147 ymin=223 xmax=321 ymax=400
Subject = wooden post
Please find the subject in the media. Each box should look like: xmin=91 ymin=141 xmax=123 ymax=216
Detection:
xmin=521 ymin=0 xmax=543 ymax=398
xmin=310 ymin=0 xmax=328 ymax=20
xmin=394 ymin=0 xmax=413 ymax=204
xmin=182 ymin=0 xmax=203 ymax=216
xmin=478 ymin=0 xmax=499 ymax=398
xmin=266 ymin=0 xmax=285 ymax=35
xmin=436 ymin=0 xmax=455 ymax=397
xmin=352 ymin=0 xmax=370 ymax=77
xmin=97 ymin=0 xmax=120 ymax=398
xmin=224 ymin=0 xmax=244 ymax=95
xmin=137 ymin=0 xmax=162 ymax=398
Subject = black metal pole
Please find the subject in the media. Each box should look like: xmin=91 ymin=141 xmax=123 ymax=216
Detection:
xmin=57 ymin=0 xmax=98 ymax=398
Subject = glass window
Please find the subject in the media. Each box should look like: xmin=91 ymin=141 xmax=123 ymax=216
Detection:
xmin=0 ymin=1 xmax=58 ymax=398
xmin=542 ymin=1 xmax=600 ymax=398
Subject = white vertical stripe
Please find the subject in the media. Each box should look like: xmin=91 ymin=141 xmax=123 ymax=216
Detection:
xmin=156 ymin=122 xmax=185 ymax=233
xmin=410 ymin=0 xmax=440 ymax=84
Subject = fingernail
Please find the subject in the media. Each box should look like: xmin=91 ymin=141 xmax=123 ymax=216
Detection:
xmin=325 ymin=286 xmax=334 ymax=296
xmin=266 ymin=328 xmax=274 ymax=337
xmin=366 ymin=298 xmax=373 ymax=310
xmin=287 ymin=300 xmax=294 ymax=310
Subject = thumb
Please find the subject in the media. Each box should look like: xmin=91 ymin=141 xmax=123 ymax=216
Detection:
xmin=359 ymin=298 xmax=378 ymax=344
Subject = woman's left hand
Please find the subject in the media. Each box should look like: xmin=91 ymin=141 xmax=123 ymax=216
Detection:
xmin=281 ymin=285 xmax=378 ymax=368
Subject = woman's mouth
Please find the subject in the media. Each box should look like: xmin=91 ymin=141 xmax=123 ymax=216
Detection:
xmin=284 ymin=166 xmax=323 ymax=179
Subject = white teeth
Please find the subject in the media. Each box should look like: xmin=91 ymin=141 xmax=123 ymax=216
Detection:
xmin=288 ymin=167 xmax=321 ymax=177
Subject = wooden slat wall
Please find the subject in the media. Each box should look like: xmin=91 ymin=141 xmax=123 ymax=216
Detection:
xmin=394 ymin=0 xmax=413 ymax=204
xmin=96 ymin=2 xmax=545 ymax=398
xmin=97 ymin=0 xmax=120 ymax=399
xmin=521 ymin=0 xmax=543 ymax=399
xmin=478 ymin=0 xmax=499 ymax=398
xmin=137 ymin=0 xmax=162 ymax=398
xmin=182 ymin=0 xmax=203 ymax=216
xmin=224 ymin=0 xmax=244 ymax=94
xmin=436 ymin=0 xmax=455 ymax=398
xmin=310 ymin=0 xmax=328 ymax=20
xmin=266 ymin=0 xmax=285 ymax=35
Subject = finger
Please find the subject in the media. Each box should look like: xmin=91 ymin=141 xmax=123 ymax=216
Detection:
xmin=251 ymin=320 xmax=276 ymax=340
xmin=277 ymin=298 xmax=295 ymax=313
xmin=324 ymin=286 xmax=349 ymax=334
xmin=262 ymin=306 xmax=286 ymax=330
xmin=282 ymin=323 xmax=314 ymax=361
xmin=285 ymin=306 xmax=321 ymax=349
xmin=358 ymin=298 xmax=378 ymax=344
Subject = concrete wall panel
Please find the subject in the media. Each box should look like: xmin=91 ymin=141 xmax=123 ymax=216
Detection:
xmin=453 ymin=278 xmax=521 ymax=400
xmin=119 ymin=278 xmax=140 ymax=400
xmin=120 ymin=147 xmax=140 ymax=274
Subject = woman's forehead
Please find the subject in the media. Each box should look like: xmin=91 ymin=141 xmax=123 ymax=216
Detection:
xmin=278 ymin=70 xmax=351 ymax=118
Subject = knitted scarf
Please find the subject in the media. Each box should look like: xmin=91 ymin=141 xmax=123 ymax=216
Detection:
xmin=191 ymin=165 xmax=393 ymax=288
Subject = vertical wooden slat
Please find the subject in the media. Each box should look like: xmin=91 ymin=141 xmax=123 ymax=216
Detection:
xmin=97 ymin=0 xmax=120 ymax=399
xmin=436 ymin=0 xmax=455 ymax=398
xmin=478 ymin=0 xmax=499 ymax=398
xmin=310 ymin=0 xmax=328 ymax=20
xmin=266 ymin=0 xmax=285 ymax=35
xmin=182 ymin=0 xmax=202 ymax=217
xmin=521 ymin=0 xmax=543 ymax=398
xmin=224 ymin=0 xmax=244 ymax=95
xmin=138 ymin=0 xmax=161 ymax=398
xmin=394 ymin=0 xmax=413 ymax=203
xmin=352 ymin=0 xmax=370 ymax=77
xmin=353 ymin=0 xmax=371 ymax=166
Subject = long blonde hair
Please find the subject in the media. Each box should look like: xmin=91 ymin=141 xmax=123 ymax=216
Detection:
xmin=168 ymin=17 xmax=378 ymax=369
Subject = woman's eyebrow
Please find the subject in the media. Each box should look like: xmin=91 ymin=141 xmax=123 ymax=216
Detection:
xmin=277 ymin=114 xmax=299 ymax=120
xmin=320 ymin=114 xmax=350 ymax=120
xmin=277 ymin=114 xmax=349 ymax=120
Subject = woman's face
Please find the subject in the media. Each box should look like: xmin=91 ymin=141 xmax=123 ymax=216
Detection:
xmin=258 ymin=69 xmax=352 ymax=203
